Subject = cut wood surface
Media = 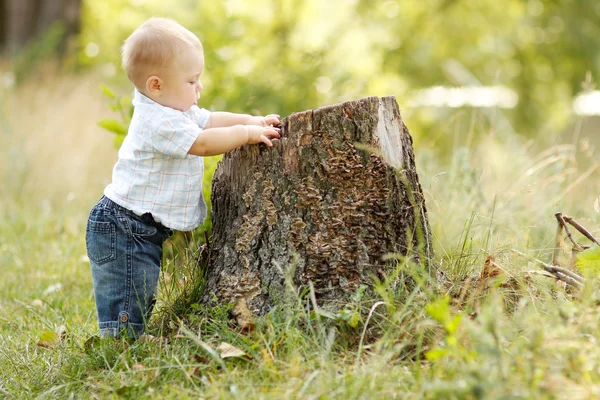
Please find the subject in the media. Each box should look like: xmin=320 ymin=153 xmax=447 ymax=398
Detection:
xmin=204 ymin=96 xmax=432 ymax=313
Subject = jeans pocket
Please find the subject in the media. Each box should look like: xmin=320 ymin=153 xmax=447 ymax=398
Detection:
xmin=86 ymin=220 xmax=117 ymax=265
xmin=128 ymin=216 xmax=158 ymax=238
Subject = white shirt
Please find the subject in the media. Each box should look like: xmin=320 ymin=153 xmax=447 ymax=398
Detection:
xmin=104 ymin=90 xmax=211 ymax=231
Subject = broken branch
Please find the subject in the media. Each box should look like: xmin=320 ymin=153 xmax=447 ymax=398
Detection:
xmin=512 ymin=249 xmax=584 ymax=290
xmin=555 ymin=213 xmax=584 ymax=251
xmin=552 ymin=221 xmax=563 ymax=266
xmin=562 ymin=214 xmax=600 ymax=246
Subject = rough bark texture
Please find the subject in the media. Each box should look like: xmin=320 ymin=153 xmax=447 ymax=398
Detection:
xmin=204 ymin=96 xmax=432 ymax=314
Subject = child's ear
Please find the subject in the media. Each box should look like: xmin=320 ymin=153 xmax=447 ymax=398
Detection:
xmin=146 ymin=76 xmax=162 ymax=95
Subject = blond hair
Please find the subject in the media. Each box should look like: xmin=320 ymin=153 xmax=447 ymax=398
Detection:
xmin=121 ymin=17 xmax=203 ymax=89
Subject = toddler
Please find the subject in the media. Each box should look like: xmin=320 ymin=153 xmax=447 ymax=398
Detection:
xmin=86 ymin=17 xmax=280 ymax=338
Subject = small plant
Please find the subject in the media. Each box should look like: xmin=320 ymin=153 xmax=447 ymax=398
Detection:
xmin=98 ymin=85 xmax=133 ymax=149
xmin=337 ymin=285 xmax=368 ymax=329
xmin=424 ymin=295 xmax=464 ymax=361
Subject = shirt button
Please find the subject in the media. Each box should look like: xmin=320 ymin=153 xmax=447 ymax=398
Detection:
xmin=120 ymin=314 xmax=129 ymax=323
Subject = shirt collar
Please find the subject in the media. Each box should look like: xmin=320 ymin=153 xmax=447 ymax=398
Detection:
xmin=132 ymin=89 xmax=194 ymax=116
xmin=133 ymin=89 xmax=156 ymax=105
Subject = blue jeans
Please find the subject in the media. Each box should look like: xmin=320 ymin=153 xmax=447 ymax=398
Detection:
xmin=86 ymin=196 xmax=172 ymax=338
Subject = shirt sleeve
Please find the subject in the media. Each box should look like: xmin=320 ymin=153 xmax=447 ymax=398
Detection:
xmin=152 ymin=114 xmax=201 ymax=157
xmin=187 ymin=105 xmax=211 ymax=129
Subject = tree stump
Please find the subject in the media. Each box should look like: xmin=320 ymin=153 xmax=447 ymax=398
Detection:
xmin=204 ymin=96 xmax=432 ymax=314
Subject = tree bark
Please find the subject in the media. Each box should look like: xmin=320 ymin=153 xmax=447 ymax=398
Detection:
xmin=204 ymin=96 xmax=432 ymax=314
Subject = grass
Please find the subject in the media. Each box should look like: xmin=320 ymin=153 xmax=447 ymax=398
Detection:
xmin=2 ymin=70 xmax=600 ymax=399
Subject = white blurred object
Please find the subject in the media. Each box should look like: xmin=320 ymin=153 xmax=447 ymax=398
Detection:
xmin=2 ymin=72 xmax=15 ymax=89
xmin=43 ymin=283 xmax=63 ymax=295
xmin=409 ymin=85 xmax=518 ymax=109
xmin=573 ymin=91 xmax=600 ymax=116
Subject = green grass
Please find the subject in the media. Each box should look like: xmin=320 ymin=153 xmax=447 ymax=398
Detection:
xmin=2 ymin=73 xmax=600 ymax=398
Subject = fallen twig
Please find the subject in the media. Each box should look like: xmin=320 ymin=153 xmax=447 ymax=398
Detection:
xmin=562 ymin=214 xmax=600 ymax=246
xmin=512 ymin=249 xmax=584 ymax=290
xmin=526 ymin=270 xmax=557 ymax=279
xmin=552 ymin=221 xmax=563 ymax=266
xmin=555 ymin=213 xmax=583 ymax=251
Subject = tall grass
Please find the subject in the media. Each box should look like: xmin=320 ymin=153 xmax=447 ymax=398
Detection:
xmin=2 ymin=69 xmax=600 ymax=398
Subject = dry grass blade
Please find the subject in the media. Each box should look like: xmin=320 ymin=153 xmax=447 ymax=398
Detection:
xmin=179 ymin=325 xmax=226 ymax=369
xmin=355 ymin=301 xmax=385 ymax=368
xmin=557 ymin=161 xmax=600 ymax=202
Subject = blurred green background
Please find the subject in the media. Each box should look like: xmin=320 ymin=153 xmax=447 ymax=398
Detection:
xmin=88 ymin=0 xmax=600 ymax=141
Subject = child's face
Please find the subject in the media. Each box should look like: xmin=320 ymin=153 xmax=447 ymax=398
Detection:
xmin=159 ymin=48 xmax=204 ymax=112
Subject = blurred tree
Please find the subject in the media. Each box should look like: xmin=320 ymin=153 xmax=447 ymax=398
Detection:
xmin=358 ymin=0 xmax=600 ymax=137
xmin=1 ymin=0 xmax=82 ymax=55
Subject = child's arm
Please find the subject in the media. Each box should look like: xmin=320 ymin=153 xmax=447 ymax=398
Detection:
xmin=187 ymin=125 xmax=280 ymax=157
xmin=206 ymin=112 xmax=280 ymax=129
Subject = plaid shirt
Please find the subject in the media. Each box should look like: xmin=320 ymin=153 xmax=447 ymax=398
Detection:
xmin=104 ymin=90 xmax=211 ymax=231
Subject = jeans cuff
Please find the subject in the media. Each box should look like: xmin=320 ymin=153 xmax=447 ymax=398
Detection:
xmin=99 ymin=321 xmax=145 ymax=339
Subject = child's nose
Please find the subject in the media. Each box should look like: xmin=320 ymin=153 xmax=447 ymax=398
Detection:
xmin=197 ymin=82 xmax=203 ymax=91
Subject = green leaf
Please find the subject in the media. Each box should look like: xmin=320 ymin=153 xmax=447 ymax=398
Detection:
xmin=446 ymin=335 xmax=458 ymax=347
xmin=351 ymin=285 xmax=368 ymax=302
xmin=98 ymin=119 xmax=127 ymax=136
xmin=446 ymin=314 xmax=462 ymax=335
xmin=576 ymin=246 xmax=600 ymax=275
xmin=425 ymin=347 xmax=449 ymax=360
xmin=348 ymin=312 xmax=361 ymax=328
xmin=100 ymin=84 xmax=116 ymax=100
xmin=425 ymin=296 xmax=450 ymax=324
xmin=37 ymin=331 xmax=60 ymax=348
xmin=120 ymin=95 xmax=132 ymax=110
xmin=317 ymin=309 xmax=336 ymax=320
xmin=113 ymin=134 xmax=125 ymax=149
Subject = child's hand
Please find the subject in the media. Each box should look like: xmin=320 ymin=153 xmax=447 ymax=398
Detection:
xmin=246 ymin=125 xmax=281 ymax=147
xmin=248 ymin=114 xmax=281 ymax=127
